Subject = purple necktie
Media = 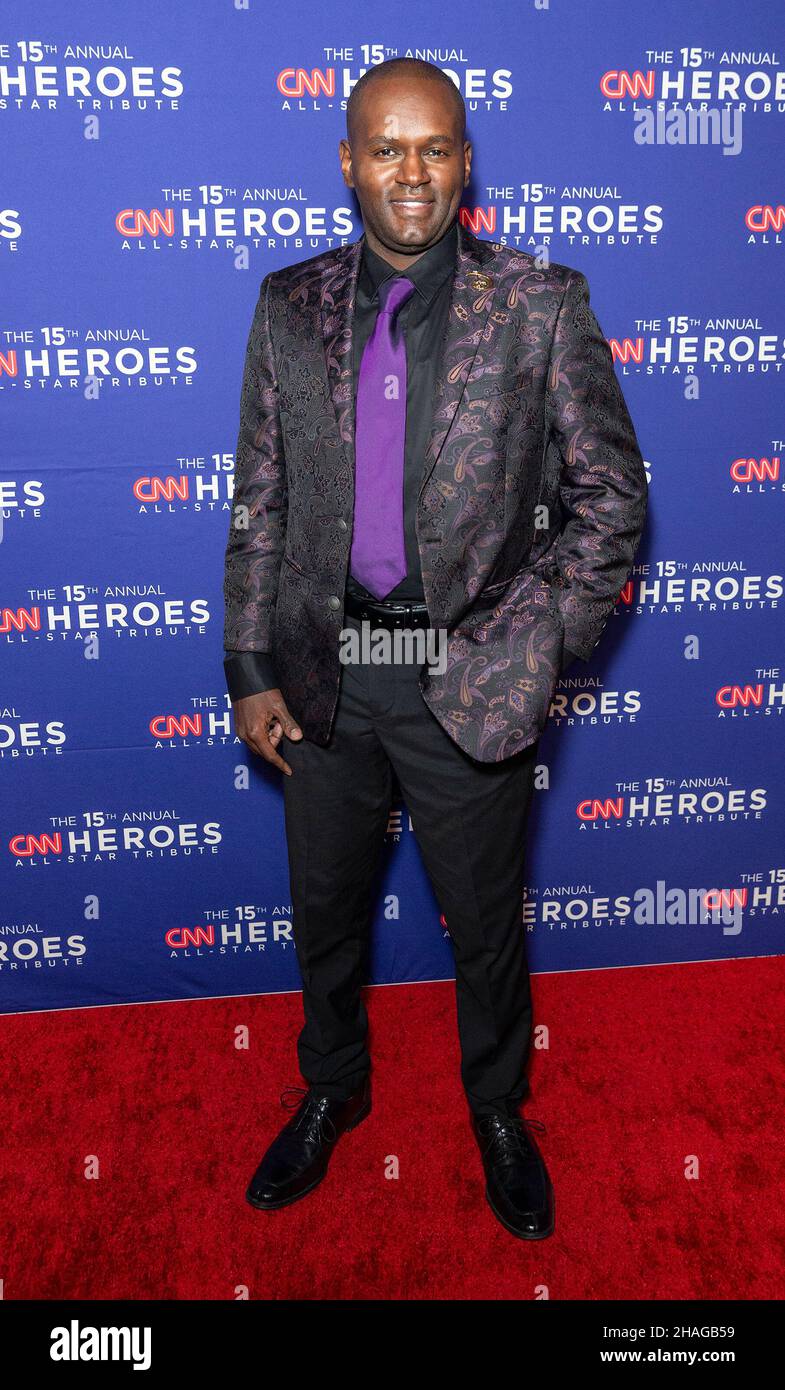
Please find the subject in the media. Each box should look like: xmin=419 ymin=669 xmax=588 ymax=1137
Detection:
xmin=350 ymin=275 xmax=416 ymax=599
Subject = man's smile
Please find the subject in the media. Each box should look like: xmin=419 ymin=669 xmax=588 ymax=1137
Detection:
xmin=390 ymin=197 xmax=435 ymax=210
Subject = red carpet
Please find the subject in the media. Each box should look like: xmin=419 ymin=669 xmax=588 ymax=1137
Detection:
xmin=2 ymin=956 xmax=784 ymax=1300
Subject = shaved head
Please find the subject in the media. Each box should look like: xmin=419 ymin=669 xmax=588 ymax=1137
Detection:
xmin=347 ymin=58 xmax=466 ymax=146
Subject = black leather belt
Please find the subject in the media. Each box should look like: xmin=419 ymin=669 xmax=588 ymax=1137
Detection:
xmin=344 ymin=589 xmax=433 ymax=630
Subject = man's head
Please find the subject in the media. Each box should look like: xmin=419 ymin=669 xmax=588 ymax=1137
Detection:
xmin=340 ymin=59 xmax=471 ymax=268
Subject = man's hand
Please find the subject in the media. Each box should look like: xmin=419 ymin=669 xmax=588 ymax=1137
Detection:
xmin=232 ymin=688 xmax=303 ymax=775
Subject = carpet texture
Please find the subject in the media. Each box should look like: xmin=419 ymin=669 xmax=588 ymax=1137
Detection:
xmin=2 ymin=956 xmax=783 ymax=1300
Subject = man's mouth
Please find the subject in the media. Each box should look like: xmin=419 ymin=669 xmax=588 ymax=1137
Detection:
xmin=390 ymin=198 xmax=435 ymax=210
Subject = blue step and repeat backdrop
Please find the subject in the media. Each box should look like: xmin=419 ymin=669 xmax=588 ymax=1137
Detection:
xmin=2 ymin=0 xmax=784 ymax=1014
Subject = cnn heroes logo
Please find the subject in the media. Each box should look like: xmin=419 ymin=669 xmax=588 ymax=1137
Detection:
xmin=0 ymin=708 xmax=66 ymax=755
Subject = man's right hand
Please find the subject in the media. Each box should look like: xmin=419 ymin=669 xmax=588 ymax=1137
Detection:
xmin=231 ymin=688 xmax=303 ymax=775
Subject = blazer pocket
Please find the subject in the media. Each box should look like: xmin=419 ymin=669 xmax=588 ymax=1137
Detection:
xmin=484 ymin=382 xmax=528 ymax=397
xmin=282 ymin=552 xmax=317 ymax=581
xmin=465 ymin=369 xmax=533 ymax=398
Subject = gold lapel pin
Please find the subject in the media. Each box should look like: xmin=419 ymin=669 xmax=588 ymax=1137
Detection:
xmin=467 ymin=270 xmax=494 ymax=291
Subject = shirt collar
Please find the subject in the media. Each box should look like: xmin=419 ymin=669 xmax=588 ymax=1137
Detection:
xmin=359 ymin=218 xmax=458 ymax=306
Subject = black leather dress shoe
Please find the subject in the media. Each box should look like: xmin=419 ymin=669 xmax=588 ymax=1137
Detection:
xmin=471 ymin=1111 xmax=555 ymax=1240
xmin=246 ymin=1077 xmax=371 ymax=1210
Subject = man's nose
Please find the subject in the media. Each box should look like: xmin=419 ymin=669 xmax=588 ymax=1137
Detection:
xmin=397 ymin=151 xmax=430 ymax=184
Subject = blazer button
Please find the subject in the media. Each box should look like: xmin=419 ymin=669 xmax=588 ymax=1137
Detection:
xmin=337 ymin=518 xmax=348 ymax=532
xmin=328 ymin=595 xmax=341 ymax=610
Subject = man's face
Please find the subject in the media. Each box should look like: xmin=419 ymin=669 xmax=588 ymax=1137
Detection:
xmin=339 ymin=75 xmax=471 ymax=264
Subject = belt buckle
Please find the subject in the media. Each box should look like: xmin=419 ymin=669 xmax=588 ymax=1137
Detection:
xmin=363 ymin=604 xmax=387 ymax=628
xmin=390 ymin=604 xmax=409 ymax=625
xmin=352 ymin=594 xmax=427 ymax=628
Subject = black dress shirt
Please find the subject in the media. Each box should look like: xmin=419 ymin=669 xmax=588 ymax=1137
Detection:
xmin=346 ymin=219 xmax=456 ymax=604
xmin=224 ymin=221 xmax=578 ymax=701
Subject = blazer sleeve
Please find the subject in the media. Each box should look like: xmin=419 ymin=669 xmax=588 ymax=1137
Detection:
xmin=222 ymin=272 xmax=288 ymax=697
xmin=223 ymin=648 xmax=279 ymax=701
xmin=545 ymin=270 xmax=648 ymax=662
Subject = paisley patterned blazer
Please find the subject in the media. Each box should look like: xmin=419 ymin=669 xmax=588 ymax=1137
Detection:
xmin=223 ymin=221 xmax=648 ymax=763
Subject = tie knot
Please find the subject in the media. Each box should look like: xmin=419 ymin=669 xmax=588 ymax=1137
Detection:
xmin=378 ymin=275 xmax=415 ymax=317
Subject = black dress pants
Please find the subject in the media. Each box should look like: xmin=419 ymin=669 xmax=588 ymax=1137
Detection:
xmin=281 ymin=612 xmax=540 ymax=1118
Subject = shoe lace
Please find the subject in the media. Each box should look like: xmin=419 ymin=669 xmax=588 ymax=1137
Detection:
xmin=279 ymin=1086 xmax=338 ymax=1144
xmin=477 ymin=1114 xmax=546 ymax=1162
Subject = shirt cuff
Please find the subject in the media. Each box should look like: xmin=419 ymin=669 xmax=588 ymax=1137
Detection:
xmin=223 ymin=649 xmax=279 ymax=701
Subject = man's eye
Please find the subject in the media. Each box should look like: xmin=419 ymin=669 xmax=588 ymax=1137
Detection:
xmin=373 ymin=147 xmax=448 ymax=157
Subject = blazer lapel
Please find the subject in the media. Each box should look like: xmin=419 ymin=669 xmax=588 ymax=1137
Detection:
xmin=318 ymin=238 xmax=363 ymax=490
xmin=318 ymin=218 xmax=502 ymax=507
xmin=418 ymin=221 xmax=500 ymax=500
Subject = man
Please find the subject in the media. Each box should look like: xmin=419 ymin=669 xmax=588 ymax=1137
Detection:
xmin=222 ymin=58 xmax=647 ymax=1240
